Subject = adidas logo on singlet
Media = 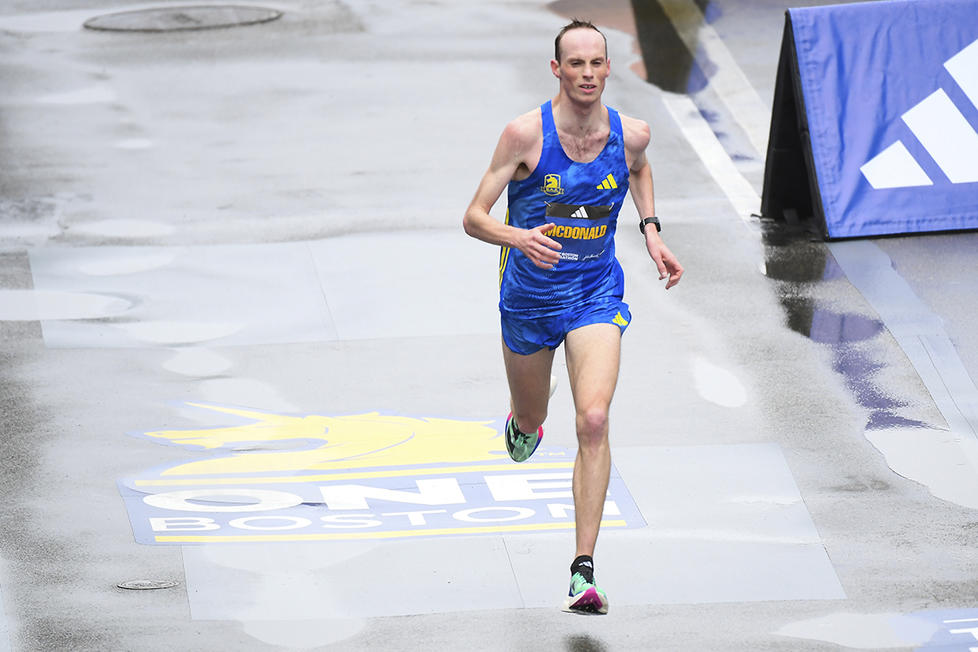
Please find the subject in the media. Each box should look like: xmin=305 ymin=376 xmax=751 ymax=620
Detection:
xmin=570 ymin=206 xmax=589 ymax=219
xmin=596 ymin=173 xmax=618 ymax=190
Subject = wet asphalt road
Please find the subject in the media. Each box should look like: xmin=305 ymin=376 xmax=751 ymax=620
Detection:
xmin=1 ymin=1 xmax=978 ymax=650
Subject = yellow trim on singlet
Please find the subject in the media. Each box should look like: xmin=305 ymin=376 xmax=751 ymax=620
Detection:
xmin=499 ymin=209 xmax=511 ymax=286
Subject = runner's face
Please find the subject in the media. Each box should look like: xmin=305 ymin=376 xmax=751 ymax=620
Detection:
xmin=552 ymin=29 xmax=609 ymax=103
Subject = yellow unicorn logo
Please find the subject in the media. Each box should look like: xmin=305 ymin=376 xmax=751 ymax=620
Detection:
xmin=121 ymin=403 xmax=635 ymax=545
xmin=143 ymin=403 xmax=507 ymax=477
xmin=541 ymin=173 xmax=564 ymax=196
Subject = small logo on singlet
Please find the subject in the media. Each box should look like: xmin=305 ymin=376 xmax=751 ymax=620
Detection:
xmin=596 ymin=174 xmax=618 ymax=190
xmin=541 ymin=174 xmax=565 ymax=196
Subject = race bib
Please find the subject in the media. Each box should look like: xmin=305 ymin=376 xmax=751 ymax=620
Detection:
xmin=545 ymin=202 xmax=613 ymax=262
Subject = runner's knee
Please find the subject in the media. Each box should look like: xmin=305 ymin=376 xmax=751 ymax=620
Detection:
xmin=576 ymin=406 xmax=609 ymax=446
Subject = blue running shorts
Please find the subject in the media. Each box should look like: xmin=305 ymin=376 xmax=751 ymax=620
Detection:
xmin=500 ymin=297 xmax=631 ymax=355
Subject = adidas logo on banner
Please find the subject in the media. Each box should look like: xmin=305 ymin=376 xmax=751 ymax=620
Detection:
xmin=596 ymin=174 xmax=618 ymax=190
xmin=571 ymin=206 xmax=589 ymax=218
xmin=861 ymin=38 xmax=978 ymax=189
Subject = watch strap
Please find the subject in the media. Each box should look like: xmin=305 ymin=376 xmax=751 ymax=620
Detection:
xmin=639 ymin=216 xmax=661 ymax=234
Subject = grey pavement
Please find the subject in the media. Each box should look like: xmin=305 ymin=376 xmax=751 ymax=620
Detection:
xmin=1 ymin=1 xmax=978 ymax=650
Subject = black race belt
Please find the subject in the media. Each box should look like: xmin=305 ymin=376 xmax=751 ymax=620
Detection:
xmin=545 ymin=202 xmax=613 ymax=220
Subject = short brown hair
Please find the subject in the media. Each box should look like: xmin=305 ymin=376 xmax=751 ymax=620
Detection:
xmin=554 ymin=19 xmax=607 ymax=62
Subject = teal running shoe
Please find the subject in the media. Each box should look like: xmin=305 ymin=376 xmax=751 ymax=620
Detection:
xmin=504 ymin=413 xmax=543 ymax=463
xmin=561 ymin=572 xmax=609 ymax=614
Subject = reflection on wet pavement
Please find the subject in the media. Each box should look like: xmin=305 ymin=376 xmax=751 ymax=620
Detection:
xmin=761 ymin=219 xmax=932 ymax=432
xmin=630 ymin=0 xmax=709 ymax=93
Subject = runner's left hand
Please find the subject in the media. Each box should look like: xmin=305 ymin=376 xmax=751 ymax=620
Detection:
xmin=644 ymin=233 xmax=683 ymax=289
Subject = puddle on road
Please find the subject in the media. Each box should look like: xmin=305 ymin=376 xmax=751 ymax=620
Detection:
xmin=115 ymin=320 xmax=242 ymax=345
xmin=762 ymin=223 xmax=930 ymax=431
xmin=775 ymin=611 xmax=941 ymax=649
xmin=79 ymin=251 xmax=176 ymax=276
xmin=777 ymin=608 xmax=978 ymax=650
xmin=760 ymin=223 xmax=978 ymax=508
xmin=691 ymin=355 xmax=748 ymax=408
xmin=162 ymin=348 xmax=232 ymax=377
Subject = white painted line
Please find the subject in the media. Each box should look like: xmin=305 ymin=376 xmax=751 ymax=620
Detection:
xmin=900 ymin=337 xmax=975 ymax=437
xmin=921 ymin=334 xmax=978 ymax=438
xmin=949 ymin=627 xmax=978 ymax=639
xmin=657 ymin=0 xmax=771 ymax=155
xmin=0 ymin=289 xmax=132 ymax=321
xmin=660 ymin=92 xmax=761 ymax=221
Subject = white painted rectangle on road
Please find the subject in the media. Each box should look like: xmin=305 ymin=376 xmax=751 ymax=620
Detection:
xmin=28 ymin=232 xmax=500 ymax=348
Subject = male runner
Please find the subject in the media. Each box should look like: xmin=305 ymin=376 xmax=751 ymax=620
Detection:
xmin=462 ymin=19 xmax=683 ymax=614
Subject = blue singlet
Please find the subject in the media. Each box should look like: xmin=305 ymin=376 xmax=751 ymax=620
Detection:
xmin=498 ymin=101 xmax=632 ymax=354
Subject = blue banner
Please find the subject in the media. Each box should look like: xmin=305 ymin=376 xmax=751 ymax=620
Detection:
xmin=789 ymin=0 xmax=978 ymax=238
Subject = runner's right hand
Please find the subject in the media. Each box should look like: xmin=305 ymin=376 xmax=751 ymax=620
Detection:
xmin=516 ymin=223 xmax=562 ymax=270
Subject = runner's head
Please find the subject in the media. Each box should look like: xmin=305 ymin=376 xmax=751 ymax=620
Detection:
xmin=554 ymin=19 xmax=607 ymax=63
xmin=552 ymin=19 xmax=610 ymax=103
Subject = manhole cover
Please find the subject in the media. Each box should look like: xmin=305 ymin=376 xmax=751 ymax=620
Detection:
xmin=84 ymin=5 xmax=282 ymax=32
xmin=117 ymin=579 xmax=179 ymax=590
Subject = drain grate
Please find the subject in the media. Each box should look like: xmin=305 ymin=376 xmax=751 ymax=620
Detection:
xmin=84 ymin=5 xmax=282 ymax=32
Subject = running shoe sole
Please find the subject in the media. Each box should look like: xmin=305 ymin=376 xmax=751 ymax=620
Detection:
xmin=561 ymin=586 xmax=609 ymax=615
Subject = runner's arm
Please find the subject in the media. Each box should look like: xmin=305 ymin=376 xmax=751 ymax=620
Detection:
xmin=463 ymin=120 xmax=562 ymax=270
xmin=623 ymin=116 xmax=683 ymax=289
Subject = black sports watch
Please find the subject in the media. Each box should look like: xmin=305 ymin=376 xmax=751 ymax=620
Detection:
xmin=639 ymin=216 xmax=661 ymax=234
